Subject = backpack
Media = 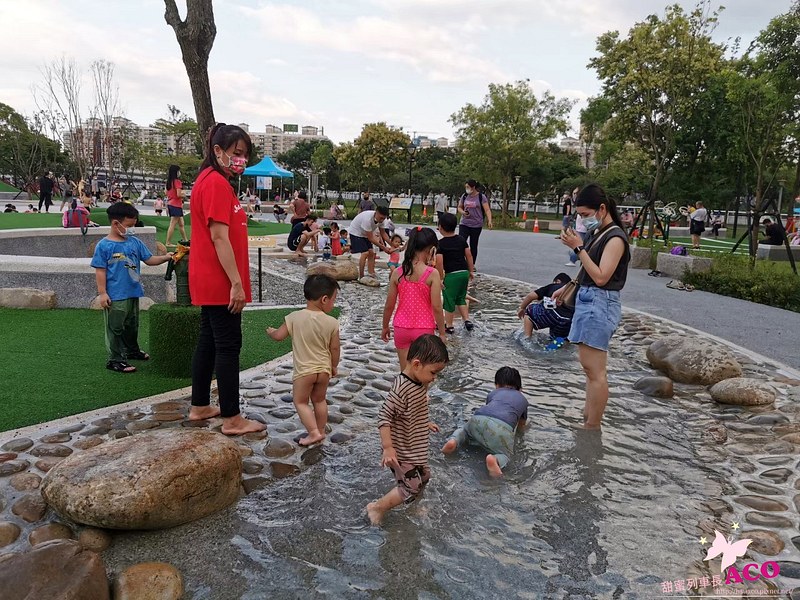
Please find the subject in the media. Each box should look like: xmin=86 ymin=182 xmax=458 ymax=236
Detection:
xmin=670 ymin=245 xmax=688 ymax=256
xmin=63 ymin=205 xmax=89 ymax=234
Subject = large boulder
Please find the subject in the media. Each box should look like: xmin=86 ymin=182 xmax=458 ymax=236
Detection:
xmin=710 ymin=378 xmax=776 ymax=406
xmin=307 ymin=259 xmax=359 ymax=281
xmin=0 ymin=539 xmax=109 ymax=600
xmin=41 ymin=429 xmax=242 ymax=530
xmin=0 ymin=288 xmax=56 ymax=309
xmin=646 ymin=335 xmax=742 ymax=385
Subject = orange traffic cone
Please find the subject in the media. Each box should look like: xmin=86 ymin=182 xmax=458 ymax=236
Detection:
xmin=423 ymin=206 xmax=427 ymax=218
xmin=522 ymin=210 xmax=528 ymax=221
xmin=533 ymin=217 xmax=540 ymax=233
xmin=632 ymin=228 xmax=639 ymax=239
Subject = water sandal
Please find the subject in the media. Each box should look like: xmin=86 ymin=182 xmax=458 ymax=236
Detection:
xmin=464 ymin=321 xmax=475 ymax=332
xmin=445 ymin=327 xmax=455 ymax=335
xmin=684 ymin=284 xmax=695 ymax=292
xmin=666 ymin=280 xmax=686 ymax=290
xmin=127 ymin=351 xmax=150 ymax=361
xmin=106 ymin=360 xmax=136 ymax=373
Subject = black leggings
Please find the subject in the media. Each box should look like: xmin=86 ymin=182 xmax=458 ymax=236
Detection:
xmin=191 ymin=306 xmax=243 ymax=418
xmin=459 ymin=224 xmax=483 ymax=264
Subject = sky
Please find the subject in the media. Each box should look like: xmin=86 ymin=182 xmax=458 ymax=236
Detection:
xmin=0 ymin=0 xmax=792 ymax=144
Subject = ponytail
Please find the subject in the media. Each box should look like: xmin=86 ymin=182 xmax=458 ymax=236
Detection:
xmin=400 ymin=226 xmax=438 ymax=280
xmin=199 ymin=123 xmax=253 ymax=178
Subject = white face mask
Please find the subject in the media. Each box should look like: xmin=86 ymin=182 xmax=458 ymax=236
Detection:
xmin=465 ymin=187 xmax=472 ymax=194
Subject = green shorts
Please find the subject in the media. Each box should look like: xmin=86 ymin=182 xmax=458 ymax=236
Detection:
xmin=442 ymin=270 xmax=470 ymax=312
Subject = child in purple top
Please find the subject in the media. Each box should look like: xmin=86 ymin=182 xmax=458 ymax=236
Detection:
xmin=442 ymin=366 xmax=527 ymax=477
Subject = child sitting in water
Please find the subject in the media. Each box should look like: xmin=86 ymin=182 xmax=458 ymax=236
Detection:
xmin=266 ymin=274 xmax=341 ymax=446
xmin=340 ymin=229 xmax=350 ymax=252
xmin=367 ymin=334 xmax=449 ymax=525
xmin=386 ymin=234 xmax=404 ymax=274
xmin=517 ymin=272 xmax=574 ymax=349
xmin=442 ymin=367 xmax=527 ymax=477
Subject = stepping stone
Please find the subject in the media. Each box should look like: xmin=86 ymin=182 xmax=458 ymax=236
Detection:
xmin=355 ymin=371 xmax=377 ymax=381
xmin=371 ymin=381 xmax=392 ymax=392
xmin=0 ymin=452 xmax=17 ymax=463
xmin=735 ymin=496 xmax=789 ymax=511
xmin=181 ymin=421 xmax=208 ymax=428
xmin=349 ymin=378 xmax=367 ymax=386
xmin=126 ymin=421 xmax=161 ymax=433
xmin=29 ymin=523 xmax=74 ymax=546
xmin=81 ymin=427 xmax=111 ymax=437
xmin=746 ymin=530 xmax=785 ymax=555
xmin=58 ymin=424 xmax=85 ymax=434
xmin=745 ymin=512 xmax=794 ymax=528
xmin=742 ymin=480 xmax=783 ymax=495
xmin=364 ymin=390 xmax=384 ymax=402
xmin=243 ymin=431 xmax=268 ymax=442
xmin=248 ymin=398 xmax=276 ymax=409
xmin=273 ymin=423 xmax=298 ymax=433
xmin=245 ymin=412 xmax=268 ymax=425
xmin=243 ymin=459 xmax=264 ymax=474
xmin=330 ymin=433 xmax=353 ymax=444
xmin=342 ymin=384 xmax=361 ymax=393
xmin=333 ymin=393 xmax=352 ymax=402
xmin=354 ymin=399 xmax=377 ymax=408
xmin=74 ymin=438 xmax=105 ymax=452
xmin=151 ymin=412 xmax=184 ymax=422
xmin=35 ymin=458 xmax=64 ymax=472
xmin=263 ymin=439 xmax=295 ymax=458
xmin=241 ymin=381 xmax=267 ymax=390
xmin=269 ymin=408 xmax=295 ymax=420
xmin=91 ymin=418 xmax=114 ymax=427
xmin=328 ymin=413 xmax=345 ymax=424
xmin=78 ymin=528 xmax=112 ymax=552
xmin=40 ymin=433 xmax=71 ymax=444
xmin=151 ymin=401 xmax=185 ymax=413
xmin=241 ymin=389 xmax=266 ymax=398
xmin=10 ymin=472 xmax=42 ymax=491
xmin=2 ymin=438 xmax=33 ymax=452
xmin=109 ymin=430 xmax=131 ymax=439
xmin=11 ymin=494 xmax=47 ymax=522
xmin=280 ymin=394 xmax=294 ymax=404
xmin=238 ymin=446 xmax=254 ymax=458
xmin=270 ymin=462 xmax=300 ymax=479
xmin=242 ymin=477 xmax=270 ymax=494
xmin=301 ymin=447 xmax=325 ymax=466
xmin=0 ymin=522 xmax=21 ymax=548
xmin=338 ymin=405 xmax=355 ymax=415
xmin=30 ymin=444 xmax=73 ymax=458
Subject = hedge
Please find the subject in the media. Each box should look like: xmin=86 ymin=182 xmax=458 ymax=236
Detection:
xmin=148 ymin=303 xmax=202 ymax=377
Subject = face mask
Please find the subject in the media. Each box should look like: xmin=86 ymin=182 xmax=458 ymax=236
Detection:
xmin=221 ymin=151 xmax=247 ymax=175
xmin=465 ymin=187 xmax=472 ymax=194
xmin=583 ymin=212 xmax=601 ymax=232
xmin=117 ymin=223 xmax=136 ymax=237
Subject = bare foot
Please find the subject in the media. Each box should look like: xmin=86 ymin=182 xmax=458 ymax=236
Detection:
xmin=189 ymin=406 xmax=221 ymax=421
xmin=441 ymin=439 xmax=457 ymax=454
xmin=295 ymin=251 xmax=307 ymax=257
xmin=299 ymin=431 xmax=325 ymax=447
xmin=486 ymin=455 xmax=503 ymax=478
xmin=366 ymin=502 xmax=384 ymax=526
xmin=221 ymin=415 xmax=266 ymax=435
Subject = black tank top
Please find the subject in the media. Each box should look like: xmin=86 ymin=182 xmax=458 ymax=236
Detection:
xmin=578 ymin=224 xmax=630 ymax=291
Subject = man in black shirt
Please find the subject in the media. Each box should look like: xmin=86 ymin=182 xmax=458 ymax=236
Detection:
xmin=760 ymin=219 xmax=786 ymax=246
xmin=517 ymin=272 xmax=574 ymax=343
xmin=38 ymin=171 xmax=54 ymax=212
xmin=287 ymin=214 xmax=319 ymax=256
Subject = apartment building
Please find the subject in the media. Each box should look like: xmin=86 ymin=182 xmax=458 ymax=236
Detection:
xmin=238 ymin=123 xmax=329 ymax=157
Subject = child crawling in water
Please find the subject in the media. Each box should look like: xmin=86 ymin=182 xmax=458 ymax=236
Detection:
xmin=442 ymin=366 xmax=528 ymax=477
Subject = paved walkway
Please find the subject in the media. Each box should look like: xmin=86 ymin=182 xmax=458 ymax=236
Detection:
xmin=470 ymin=229 xmax=799 ymax=370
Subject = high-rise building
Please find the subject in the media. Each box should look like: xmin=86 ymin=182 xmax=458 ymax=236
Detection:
xmin=241 ymin=123 xmax=329 ymax=157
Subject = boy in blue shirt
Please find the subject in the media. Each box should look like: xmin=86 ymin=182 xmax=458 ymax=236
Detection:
xmin=442 ymin=367 xmax=528 ymax=477
xmin=91 ymin=202 xmax=172 ymax=373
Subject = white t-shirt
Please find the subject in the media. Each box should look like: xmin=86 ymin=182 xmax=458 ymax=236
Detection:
xmin=349 ymin=210 xmax=384 ymax=239
xmin=435 ymin=194 xmax=447 ymax=212
xmin=691 ymin=208 xmax=708 ymax=222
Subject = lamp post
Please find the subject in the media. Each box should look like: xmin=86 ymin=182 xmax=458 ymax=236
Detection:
xmin=778 ymin=178 xmax=786 ymax=221
xmin=514 ymin=176 xmax=521 ymax=218
xmin=406 ymin=143 xmax=418 ymax=199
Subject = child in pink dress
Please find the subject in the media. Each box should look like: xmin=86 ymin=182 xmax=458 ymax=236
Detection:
xmin=381 ymin=227 xmax=447 ymax=370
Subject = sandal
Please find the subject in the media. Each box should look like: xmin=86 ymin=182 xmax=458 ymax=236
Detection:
xmin=445 ymin=327 xmax=455 ymax=335
xmin=684 ymin=284 xmax=695 ymax=292
xmin=666 ymin=280 xmax=686 ymax=291
xmin=106 ymin=360 xmax=136 ymax=373
xmin=127 ymin=351 xmax=150 ymax=361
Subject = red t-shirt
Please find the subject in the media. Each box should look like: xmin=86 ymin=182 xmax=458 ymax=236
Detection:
xmin=167 ymin=179 xmax=183 ymax=208
xmin=189 ymin=168 xmax=252 ymax=305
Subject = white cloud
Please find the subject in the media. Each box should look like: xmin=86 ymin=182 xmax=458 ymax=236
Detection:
xmin=239 ymin=3 xmax=513 ymax=83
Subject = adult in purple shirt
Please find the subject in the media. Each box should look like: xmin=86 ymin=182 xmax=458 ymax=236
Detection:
xmin=457 ymin=179 xmax=493 ymax=264
xmin=442 ymin=367 xmax=527 ymax=477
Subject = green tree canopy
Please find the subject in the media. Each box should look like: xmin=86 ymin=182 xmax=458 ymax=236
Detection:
xmin=334 ymin=123 xmax=409 ymax=192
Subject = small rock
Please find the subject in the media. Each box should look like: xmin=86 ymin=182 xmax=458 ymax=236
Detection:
xmin=330 ymin=432 xmax=353 ymax=444
xmin=372 ymin=380 xmax=392 ymax=392
xmin=59 ymin=424 xmax=85 ymax=434
xmin=633 ymin=376 xmax=674 ymax=398
xmin=243 ymin=430 xmax=268 ymax=442
xmin=710 ymin=378 xmax=776 ymax=406
xmin=126 ymin=420 xmax=161 ymax=433
xmin=745 ymin=530 xmax=785 ymax=555
xmin=238 ymin=446 xmax=254 ymax=458
xmin=0 ymin=521 xmax=21 ymax=548
xmin=765 ymin=440 xmax=795 ymax=454
xmin=745 ymin=512 xmax=794 ymax=528
xmin=242 ymin=459 xmax=264 ymax=474
xmin=742 ymin=480 xmax=783 ymax=496
xmin=151 ymin=401 xmax=186 ymax=413
xmin=247 ymin=398 xmax=276 ymax=409
xmin=29 ymin=522 xmax=74 ymax=546
xmin=113 ymin=562 xmax=184 ymax=600
xmin=0 ymin=460 xmax=30 ymax=477
xmin=0 ymin=539 xmax=109 ymax=599
xmin=109 ymin=430 xmax=131 ymax=440
xmin=704 ymin=423 xmax=727 ymax=444
xmin=30 ymin=444 xmax=73 ymax=458
xmin=270 ymin=462 xmax=300 ymax=478
xmin=10 ymin=472 xmax=42 ymax=491
xmin=342 ymin=383 xmax=361 ymax=393
xmin=40 ymin=433 xmax=71 ymax=444
xmin=79 ymin=528 xmax=113 ymax=552
xmin=35 ymin=457 xmax=64 ymax=472
xmin=328 ymin=413 xmax=345 ymax=424
xmin=734 ymin=496 xmax=789 ymax=512
xmin=242 ymin=477 xmax=269 ymax=494
xmin=0 ymin=452 xmax=18 ymax=463
xmin=749 ymin=413 xmax=790 ymax=425
xmin=74 ymin=436 xmax=105 ymax=450
xmin=240 ymin=381 xmax=267 ymax=390
xmin=338 ymin=405 xmax=355 ymax=415
xmin=263 ymin=439 xmax=295 ymax=458
xmin=269 ymin=408 xmax=295 ymax=420
xmin=151 ymin=412 xmax=184 ymax=422
xmin=280 ymin=394 xmax=294 ymax=403
xmin=11 ymin=494 xmax=48 ymax=522
xmin=301 ymin=447 xmax=325 ymax=466
xmin=1 ymin=438 xmax=33 ymax=452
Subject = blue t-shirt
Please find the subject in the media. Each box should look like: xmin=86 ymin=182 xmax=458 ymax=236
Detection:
xmin=90 ymin=236 xmax=153 ymax=301
xmin=474 ymin=388 xmax=528 ymax=428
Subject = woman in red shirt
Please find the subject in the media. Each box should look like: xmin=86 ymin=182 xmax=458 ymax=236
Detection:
xmin=188 ymin=123 xmax=264 ymax=435
xmin=165 ymin=164 xmax=188 ymax=246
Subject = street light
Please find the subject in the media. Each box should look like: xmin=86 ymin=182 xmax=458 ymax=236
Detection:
xmin=406 ymin=143 xmax=418 ymax=199
xmin=514 ymin=176 xmax=521 ymax=218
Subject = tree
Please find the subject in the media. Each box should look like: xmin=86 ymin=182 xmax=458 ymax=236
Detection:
xmin=90 ymin=60 xmax=122 ymax=181
xmin=310 ymin=142 xmax=339 ymax=200
xmin=334 ymin=123 xmax=409 ymax=192
xmin=164 ymin=0 xmax=216 ymax=139
xmin=277 ymin=139 xmax=332 ymax=188
xmin=450 ymin=80 xmax=573 ymax=220
xmin=589 ymin=3 xmax=726 ymax=217
xmin=152 ymin=105 xmax=202 ymax=156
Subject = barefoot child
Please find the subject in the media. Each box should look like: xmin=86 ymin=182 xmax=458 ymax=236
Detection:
xmin=516 ymin=272 xmax=573 ymax=347
xmin=330 ymin=222 xmax=343 ymax=256
xmin=288 ymin=214 xmax=319 ymax=257
xmin=382 ymin=227 xmax=447 ymax=370
xmin=267 ymin=274 xmax=341 ymax=446
xmin=367 ymin=334 xmax=449 ymax=525
xmin=435 ymin=212 xmax=475 ymax=333
xmin=442 ymin=367 xmax=527 ymax=477
xmin=386 ymin=234 xmax=404 ymax=274
xmin=91 ymin=202 xmax=172 ymax=373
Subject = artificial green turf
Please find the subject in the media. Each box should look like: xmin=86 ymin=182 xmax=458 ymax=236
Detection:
xmin=0 ymin=306 xmax=303 ymax=432
xmin=0 ymin=212 xmax=290 ymax=244
xmin=0 ymin=181 xmax=23 ymax=193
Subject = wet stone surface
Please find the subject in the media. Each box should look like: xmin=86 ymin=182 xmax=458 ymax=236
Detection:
xmin=0 ymin=260 xmax=799 ymax=598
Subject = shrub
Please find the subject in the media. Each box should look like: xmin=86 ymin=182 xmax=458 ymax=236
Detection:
xmin=148 ymin=303 xmax=202 ymax=377
xmin=683 ymin=255 xmax=800 ymax=313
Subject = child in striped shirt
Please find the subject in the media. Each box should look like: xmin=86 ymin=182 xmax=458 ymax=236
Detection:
xmin=367 ymin=334 xmax=450 ymax=526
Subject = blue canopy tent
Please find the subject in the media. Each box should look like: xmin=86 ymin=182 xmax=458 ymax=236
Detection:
xmin=241 ymin=156 xmax=294 ymax=201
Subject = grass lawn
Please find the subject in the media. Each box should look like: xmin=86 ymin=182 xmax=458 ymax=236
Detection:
xmin=0 ymin=212 xmax=290 ymax=245
xmin=0 ymin=306 xmax=303 ymax=432
xmin=0 ymin=181 xmax=25 ymax=194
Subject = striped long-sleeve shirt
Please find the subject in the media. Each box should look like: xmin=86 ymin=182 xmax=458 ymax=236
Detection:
xmin=378 ymin=374 xmax=431 ymax=466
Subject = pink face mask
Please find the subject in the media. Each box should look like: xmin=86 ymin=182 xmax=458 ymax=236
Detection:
xmin=222 ymin=151 xmax=247 ymax=175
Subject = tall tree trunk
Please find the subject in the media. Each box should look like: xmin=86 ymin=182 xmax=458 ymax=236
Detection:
xmin=164 ymin=0 xmax=216 ymax=141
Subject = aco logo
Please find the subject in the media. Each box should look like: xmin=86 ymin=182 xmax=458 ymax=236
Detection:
xmin=703 ymin=529 xmax=780 ymax=584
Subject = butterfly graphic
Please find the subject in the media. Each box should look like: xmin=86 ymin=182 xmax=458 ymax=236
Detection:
xmin=704 ymin=530 xmax=752 ymax=572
